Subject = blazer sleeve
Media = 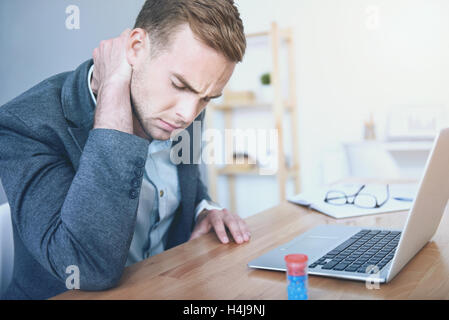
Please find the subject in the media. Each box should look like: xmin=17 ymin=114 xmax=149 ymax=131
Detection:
xmin=0 ymin=109 xmax=149 ymax=290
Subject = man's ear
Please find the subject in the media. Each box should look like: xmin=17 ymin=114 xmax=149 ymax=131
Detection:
xmin=127 ymin=28 xmax=150 ymax=67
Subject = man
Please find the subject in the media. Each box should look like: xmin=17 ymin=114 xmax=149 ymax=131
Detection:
xmin=0 ymin=0 xmax=249 ymax=299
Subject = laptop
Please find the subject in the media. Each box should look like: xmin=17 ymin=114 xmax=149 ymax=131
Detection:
xmin=248 ymin=128 xmax=449 ymax=283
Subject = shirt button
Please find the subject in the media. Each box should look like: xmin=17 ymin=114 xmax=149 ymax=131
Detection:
xmin=160 ymin=190 xmax=164 ymax=197
xmin=129 ymin=189 xmax=139 ymax=199
xmin=135 ymin=157 xmax=145 ymax=168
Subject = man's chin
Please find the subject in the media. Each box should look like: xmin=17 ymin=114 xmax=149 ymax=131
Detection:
xmin=147 ymin=127 xmax=173 ymax=141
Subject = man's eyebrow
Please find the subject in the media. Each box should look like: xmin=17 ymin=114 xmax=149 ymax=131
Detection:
xmin=173 ymin=73 xmax=222 ymax=100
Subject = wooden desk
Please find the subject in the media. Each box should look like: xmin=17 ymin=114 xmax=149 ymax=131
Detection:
xmin=53 ymin=201 xmax=449 ymax=299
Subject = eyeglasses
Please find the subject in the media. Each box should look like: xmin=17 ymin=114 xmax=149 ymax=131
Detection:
xmin=324 ymin=184 xmax=390 ymax=209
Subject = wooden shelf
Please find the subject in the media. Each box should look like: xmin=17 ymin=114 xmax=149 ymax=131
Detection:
xmin=211 ymin=101 xmax=293 ymax=111
xmin=217 ymin=165 xmax=298 ymax=177
xmin=207 ymin=22 xmax=301 ymax=213
xmin=246 ymin=29 xmax=292 ymax=40
xmin=217 ymin=166 xmax=259 ymax=176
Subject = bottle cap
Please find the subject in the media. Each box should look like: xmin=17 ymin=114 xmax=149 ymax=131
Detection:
xmin=284 ymin=254 xmax=308 ymax=276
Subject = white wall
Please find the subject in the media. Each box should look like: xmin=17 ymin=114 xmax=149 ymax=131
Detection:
xmin=224 ymin=0 xmax=449 ymax=218
xmin=0 ymin=0 xmax=145 ymax=105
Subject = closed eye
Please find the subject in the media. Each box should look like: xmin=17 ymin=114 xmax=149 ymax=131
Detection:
xmin=172 ymin=82 xmax=186 ymax=91
xmin=172 ymin=81 xmax=216 ymax=103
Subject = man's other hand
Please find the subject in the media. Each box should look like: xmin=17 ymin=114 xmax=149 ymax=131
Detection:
xmin=190 ymin=209 xmax=251 ymax=244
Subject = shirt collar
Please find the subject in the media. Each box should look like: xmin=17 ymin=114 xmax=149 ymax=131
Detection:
xmin=87 ymin=65 xmax=97 ymax=105
xmin=148 ymin=139 xmax=172 ymax=154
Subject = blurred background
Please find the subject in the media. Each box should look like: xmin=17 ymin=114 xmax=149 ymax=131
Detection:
xmin=1 ymin=0 xmax=449 ymax=218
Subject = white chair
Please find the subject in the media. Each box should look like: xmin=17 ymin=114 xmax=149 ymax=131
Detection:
xmin=343 ymin=141 xmax=401 ymax=179
xmin=0 ymin=203 xmax=14 ymax=296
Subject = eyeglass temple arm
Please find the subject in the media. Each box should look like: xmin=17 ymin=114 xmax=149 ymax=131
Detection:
xmin=377 ymin=184 xmax=390 ymax=207
xmin=325 ymin=185 xmax=366 ymax=201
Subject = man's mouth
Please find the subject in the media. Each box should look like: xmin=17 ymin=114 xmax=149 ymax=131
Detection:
xmin=158 ymin=119 xmax=181 ymax=132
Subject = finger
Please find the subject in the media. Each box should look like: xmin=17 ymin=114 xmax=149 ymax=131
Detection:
xmin=223 ymin=214 xmax=245 ymax=244
xmin=237 ymin=218 xmax=251 ymax=241
xmin=98 ymin=40 xmax=110 ymax=61
xmin=93 ymin=47 xmax=98 ymax=60
xmin=210 ymin=215 xmax=229 ymax=244
xmin=99 ymin=39 xmax=108 ymax=51
xmin=223 ymin=209 xmax=250 ymax=237
xmin=190 ymin=219 xmax=211 ymax=240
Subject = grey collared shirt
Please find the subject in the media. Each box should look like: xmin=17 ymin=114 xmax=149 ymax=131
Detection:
xmin=87 ymin=65 xmax=222 ymax=266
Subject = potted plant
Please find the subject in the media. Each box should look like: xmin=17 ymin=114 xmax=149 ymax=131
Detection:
xmin=259 ymin=72 xmax=273 ymax=103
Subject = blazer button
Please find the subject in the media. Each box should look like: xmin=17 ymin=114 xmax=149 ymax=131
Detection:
xmin=129 ymin=189 xmax=139 ymax=199
xmin=130 ymin=177 xmax=141 ymax=188
xmin=134 ymin=167 xmax=144 ymax=178
xmin=159 ymin=190 xmax=164 ymax=197
xmin=135 ymin=157 xmax=145 ymax=168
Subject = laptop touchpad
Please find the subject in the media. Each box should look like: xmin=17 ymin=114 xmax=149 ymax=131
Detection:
xmin=283 ymin=236 xmax=339 ymax=253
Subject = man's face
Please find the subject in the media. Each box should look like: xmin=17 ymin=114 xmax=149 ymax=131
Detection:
xmin=130 ymin=24 xmax=236 ymax=141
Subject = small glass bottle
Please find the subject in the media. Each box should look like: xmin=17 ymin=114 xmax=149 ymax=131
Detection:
xmin=284 ymin=254 xmax=308 ymax=300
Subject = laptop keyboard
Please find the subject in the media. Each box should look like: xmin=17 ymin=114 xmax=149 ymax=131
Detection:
xmin=309 ymin=230 xmax=401 ymax=274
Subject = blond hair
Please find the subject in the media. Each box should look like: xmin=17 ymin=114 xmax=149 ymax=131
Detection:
xmin=134 ymin=0 xmax=246 ymax=62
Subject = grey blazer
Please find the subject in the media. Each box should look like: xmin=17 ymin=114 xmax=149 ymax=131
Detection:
xmin=0 ymin=59 xmax=210 ymax=299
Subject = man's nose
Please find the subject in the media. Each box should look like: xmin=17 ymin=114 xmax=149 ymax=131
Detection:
xmin=175 ymin=98 xmax=198 ymax=125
